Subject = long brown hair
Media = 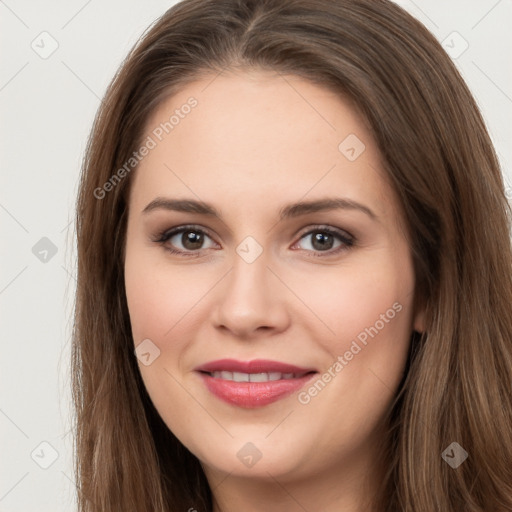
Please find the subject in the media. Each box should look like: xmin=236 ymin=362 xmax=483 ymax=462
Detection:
xmin=72 ymin=0 xmax=512 ymax=510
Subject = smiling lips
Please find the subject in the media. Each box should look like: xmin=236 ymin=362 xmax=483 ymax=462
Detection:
xmin=195 ymin=359 xmax=318 ymax=408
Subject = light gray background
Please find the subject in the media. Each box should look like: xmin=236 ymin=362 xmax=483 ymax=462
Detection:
xmin=1 ymin=1 xmax=510 ymax=510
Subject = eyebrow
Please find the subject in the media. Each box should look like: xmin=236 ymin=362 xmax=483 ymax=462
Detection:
xmin=142 ymin=197 xmax=377 ymax=221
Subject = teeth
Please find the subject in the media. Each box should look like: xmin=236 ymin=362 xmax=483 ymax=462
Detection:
xmin=249 ymin=372 xmax=268 ymax=382
xmin=210 ymin=371 xmax=297 ymax=382
xmin=232 ymin=371 xmax=249 ymax=382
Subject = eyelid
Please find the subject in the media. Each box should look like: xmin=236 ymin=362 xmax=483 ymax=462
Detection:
xmin=154 ymin=223 xmax=216 ymax=241
xmin=294 ymin=224 xmax=353 ymax=243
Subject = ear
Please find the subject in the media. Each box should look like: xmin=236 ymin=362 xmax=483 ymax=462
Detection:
xmin=412 ymin=300 xmax=426 ymax=334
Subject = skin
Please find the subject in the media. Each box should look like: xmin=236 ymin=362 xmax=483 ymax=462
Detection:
xmin=124 ymin=69 xmax=425 ymax=512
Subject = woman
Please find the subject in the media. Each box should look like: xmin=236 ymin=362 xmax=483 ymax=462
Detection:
xmin=72 ymin=0 xmax=512 ymax=510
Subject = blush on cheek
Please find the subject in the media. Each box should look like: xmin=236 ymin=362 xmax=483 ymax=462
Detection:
xmin=328 ymin=296 xmax=409 ymax=365
xmin=125 ymin=257 xmax=171 ymax=336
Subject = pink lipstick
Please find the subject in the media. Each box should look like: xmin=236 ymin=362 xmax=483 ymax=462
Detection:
xmin=194 ymin=359 xmax=317 ymax=408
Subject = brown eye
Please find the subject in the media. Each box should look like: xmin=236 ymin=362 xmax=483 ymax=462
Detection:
xmin=294 ymin=226 xmax=354 ymax=257
xmin=155 ymin=225 xmax=217 ymax=256
xmin=179 ymin=230 xmax=205 ymax=250
xmin=310 ymin=231 xmax=336 ymax=251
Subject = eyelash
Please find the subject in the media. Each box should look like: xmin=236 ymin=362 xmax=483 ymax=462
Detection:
xmin=153 ymin=224 xmax=355 ymax=259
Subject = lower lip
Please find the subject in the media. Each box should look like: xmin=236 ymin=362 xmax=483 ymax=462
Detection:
xmin=198 ymin=372 xmax=317 ymax=408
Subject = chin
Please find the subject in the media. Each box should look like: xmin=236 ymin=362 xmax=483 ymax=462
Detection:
xmin=191 ymin=434 xmax=310 ymax=480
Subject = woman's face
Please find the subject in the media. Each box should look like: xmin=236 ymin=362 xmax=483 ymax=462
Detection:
xmin=124 ymin=70 xmax=424 ymax=487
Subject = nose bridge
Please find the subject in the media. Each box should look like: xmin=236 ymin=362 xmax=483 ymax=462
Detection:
xmin=227 ymin=245 xmax=272 ymax=307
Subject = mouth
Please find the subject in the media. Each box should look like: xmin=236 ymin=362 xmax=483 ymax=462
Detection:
xmin=203 ymin=370 xmax=311 ymax=382
xmin=194 ymin=359 xmax=318 ymax=408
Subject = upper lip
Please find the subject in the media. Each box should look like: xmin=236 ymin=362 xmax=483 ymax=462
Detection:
xmin=194 ymin=358 xmax=317 ymax=376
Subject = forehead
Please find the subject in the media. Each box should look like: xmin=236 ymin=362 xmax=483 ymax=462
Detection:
xmin=130 ymin=70 xmax=396 ymax=222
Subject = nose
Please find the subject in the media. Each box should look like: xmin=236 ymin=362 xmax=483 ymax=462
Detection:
xmin=211 ymin=249 xmax=290 ymax=339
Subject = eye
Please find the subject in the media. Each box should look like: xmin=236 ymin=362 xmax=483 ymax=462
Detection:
xmin=153 ymin=224 xmax=355 ymax=258
xmin=292 ymin=225 xmax=354 ymax=257
xmin=154 ymin=225 xmax=218 ymax=257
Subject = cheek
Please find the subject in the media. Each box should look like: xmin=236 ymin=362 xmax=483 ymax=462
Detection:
xmin=286 ymin=255 xmax=414 ymax=450
xmin=124 ymin=251 xmax=203 ymax=417
xmin=124 ymin=248 xmax=201 ymax=347
xmin=296 ymin=255 xmax=413 ymax=348
xmin=289 ymin=251 xmax=415 ymax=409
xmin=331 ymin=276 xmax=411 ymax=356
